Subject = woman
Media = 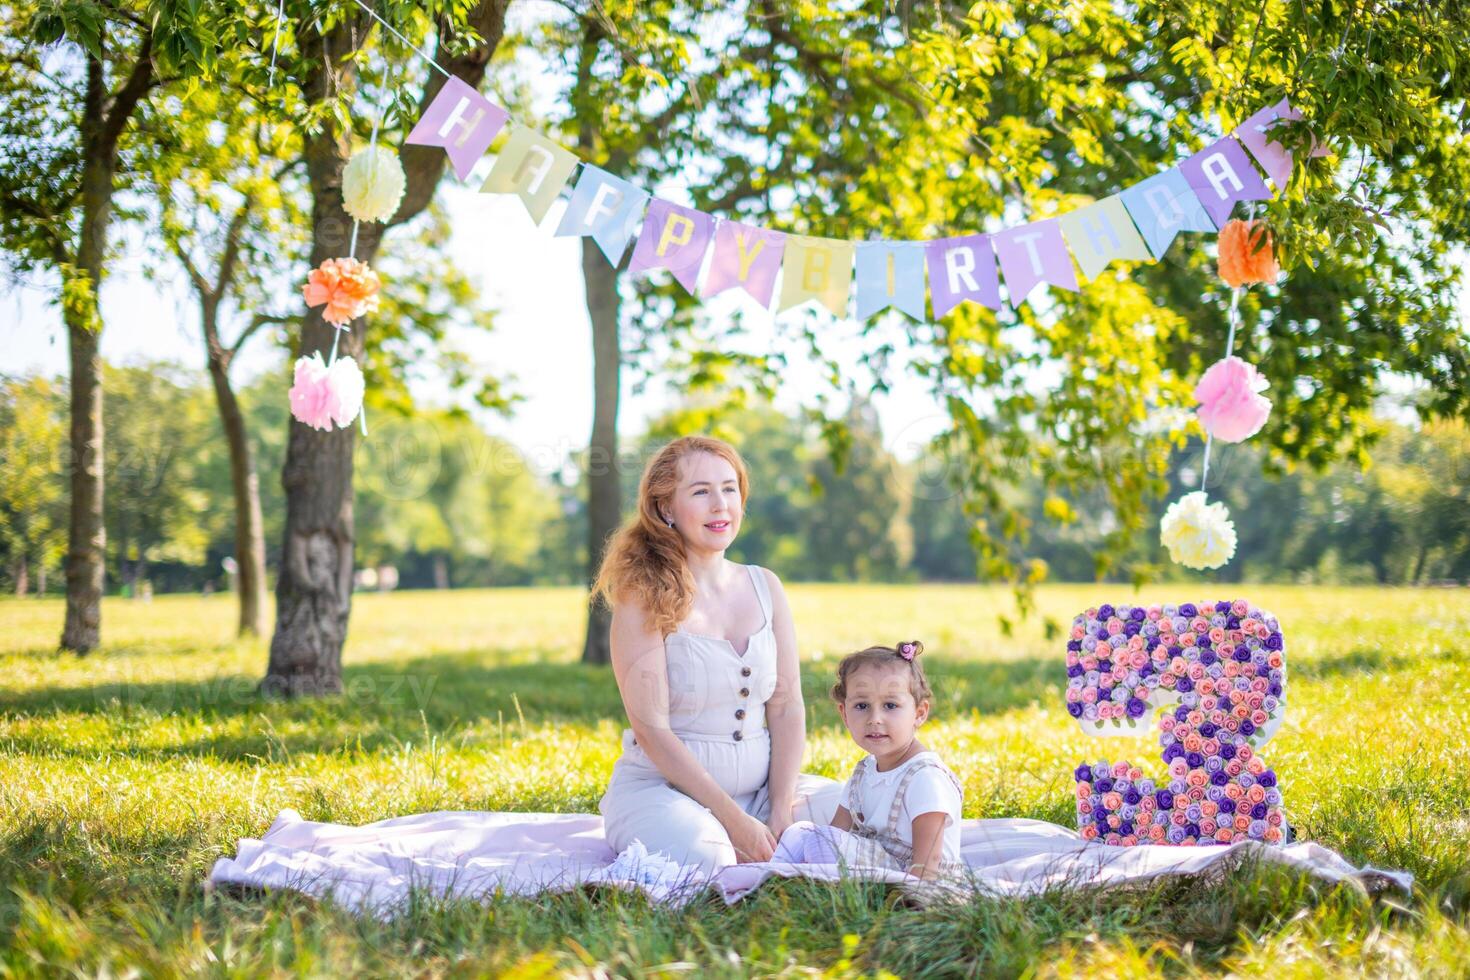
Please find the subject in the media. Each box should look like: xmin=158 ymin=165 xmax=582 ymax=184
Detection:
xmin=593 ymin=435 xmax=843 ymax=871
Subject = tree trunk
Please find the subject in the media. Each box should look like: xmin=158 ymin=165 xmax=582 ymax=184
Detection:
xmin=13 ymin=556 xmax=27 ymax=597
xmin=37 ymin=560 xmax=48 ymax=596
xmin=580 ymin=241 xmax=622 ymax=665
xmin=433 ymin=554 xmax=450 ymax=590
xmin=59 ymin=252 xmax=108 ymax=652
xmin=206 ymin=341 xmax=269 ymax=636
xmin=1410 ymin=543 xmax=1429 ymax=585
xmin=263 ymin=3 xmax=509 ymax=697
xmin=59 ymin=35 xmax=154 ymax=652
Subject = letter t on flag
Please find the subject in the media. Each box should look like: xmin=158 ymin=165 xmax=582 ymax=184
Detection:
xmin=993 ymin=219 xmax=1078 ymax=306
xmin=405 ymin=76 xmax=509 ymax=181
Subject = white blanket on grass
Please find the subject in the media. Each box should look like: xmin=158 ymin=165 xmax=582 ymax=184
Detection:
xmin=206 ymin=809 xmax=1411 ymax=916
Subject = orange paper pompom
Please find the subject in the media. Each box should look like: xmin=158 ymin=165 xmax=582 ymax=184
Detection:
xmin=302 ymin=257 xmax=382 ymax=326
xmin=1217 ymin=219 xmax=1279 ymax=288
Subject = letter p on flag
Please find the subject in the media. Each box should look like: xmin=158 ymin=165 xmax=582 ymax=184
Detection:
xmin=407 ymin=76 xmax=510 ymax=181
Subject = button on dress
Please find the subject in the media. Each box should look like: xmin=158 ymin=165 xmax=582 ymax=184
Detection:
xmin=598 ymin=563 xmax=843 ymax=870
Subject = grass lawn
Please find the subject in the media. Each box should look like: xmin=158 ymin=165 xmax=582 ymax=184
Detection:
xmin=1 ymin=583 xmax=1468 ymax=976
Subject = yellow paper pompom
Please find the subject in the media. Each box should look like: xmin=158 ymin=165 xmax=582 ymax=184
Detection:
xmin=1160 ymin=491 xmax=1237 ymax=570
xmin=342 ymin=146 xmax=406 ymax=223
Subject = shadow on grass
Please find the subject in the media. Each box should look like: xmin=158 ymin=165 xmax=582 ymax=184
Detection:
xmin=0 ymin=652 xmax=1067 ymax=763
xmin=1291 ymin=644 xmax=1462 ymax=680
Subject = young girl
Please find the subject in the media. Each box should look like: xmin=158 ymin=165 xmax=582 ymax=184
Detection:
xmin=772 ymin=640 xmax=965 ymax=879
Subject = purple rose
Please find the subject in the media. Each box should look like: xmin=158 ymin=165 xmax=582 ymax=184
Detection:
xmin=1180 ymin=603 xmax=1197 ymax=617
xmin=1185 ymin=822 xmax=1201 ymax=838
xmin=1186 ymin=751 xmax=1205 ymax=768
xmin=1215 ymin=600 xmax=1231 ymax=613
xmin=1098 ymin=604 xmax=1115 ymax=619
xmin=1067 ymin=664 xmax=1084 ymax=678
xmin=1156 ymin=789 xmax=1175 ymax=809
xmin=1096 ymin=777 xmax=1114 ymax=793
xmin=1127 ymin=698 xmax=1148 ymax=718
xmin=1067 ymin=639 xmax=1082 ymax=652
xmin=1131 ymin=607 xmax=1146 ymax=622
xmin=1257 ymin=771 xmax=1276 ymax=788
xmin=1210 ymin=770 xmax=1229 ymax=786
xmin=1074 ymin=763 xmax=1093 ymax=782
xmin=1266 ymin=632 xmax=1283 ymax=651
xmin=1067 ymin=702 xmax=1083 ymax=718
xmin=1125 ymin=788 xmax=1142 ymax=805
xmin=1218 ymin=797 xmax=1234 ymax=814
xmin=1250 ymin=803 xmax=1268 ymax=819
xmin=1240 ymin=719 xmax=1256 ymax=736
xmin=1219 ymin=743 xmax=1236 ymax=760
xmin=1167 ymin=826 xmax=1186 ymax=844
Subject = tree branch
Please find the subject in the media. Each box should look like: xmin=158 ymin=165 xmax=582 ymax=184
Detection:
xmin=98 ymin=31 xmax=154 ymax=156
xmin=230 ymin=312 xmax=296 ymax=358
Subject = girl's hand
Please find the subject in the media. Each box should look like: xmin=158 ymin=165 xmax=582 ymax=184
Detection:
xmin=728 ymin=811 xmax=778 ymax=863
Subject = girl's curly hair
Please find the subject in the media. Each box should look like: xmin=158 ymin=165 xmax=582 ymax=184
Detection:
xmin=830 ymin=640 xmax=933 ymax=705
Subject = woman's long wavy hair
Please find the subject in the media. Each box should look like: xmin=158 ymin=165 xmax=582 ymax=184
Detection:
xmin=590 ymin=436 xmax=751 ymax=637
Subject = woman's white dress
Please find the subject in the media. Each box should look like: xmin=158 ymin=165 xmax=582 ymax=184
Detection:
xmin=597 ymin=562 xmax=844 ymax=870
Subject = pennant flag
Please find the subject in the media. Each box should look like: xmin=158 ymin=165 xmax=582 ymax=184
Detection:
xmin=855 ymin=242 xmax=926 ymax=320
xmin=1057 ymin=196 xmax=1153 ymax=281
xmin=703 ymin=221 xmax=786 ymax=306
xmin=1234 ymin=98 xmax=1325 ymax=188
xmin=405 ymin=76 xmax=509 ymax=181
xmin=1119 ymin=167 xmax=1218 ymax=258
xmin=1180 ymin=137 xmax=1272 ymax=228
xmin=479 ymin=127 xmax=579 ymax=224
xmin=994 ymin=219 xmax=1078 ymax=304
xmin=924 ymin=234 xmax=1001 ymax=317
xmin=627 ymin=199 xmax=714 ymax=294
xmin=778 ymin=237 xmax=855 ymax=316
xmin=553 ymin=165 xmax=650 ymax=265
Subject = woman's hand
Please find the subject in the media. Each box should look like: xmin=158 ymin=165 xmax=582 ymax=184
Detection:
xmin=766 ymin=807 xmax=795 ymax=845
xmin=727 ymin=811 xmax=778 ymax=863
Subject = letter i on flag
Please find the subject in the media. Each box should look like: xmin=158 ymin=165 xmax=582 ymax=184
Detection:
xmin=628 ymin=200 xmax=714 ymax=294
xmin=554 ymin=164 xmax=650 ymax=265
xmin=405 ymin=76 xmax=509 ymax=181
xmin=703 ymin=220 xmax=787 ymax=307
xmin=1179 ymin=136 xmax=1272 ymax=228
xmin=924 ymin=234 xmax=1002 ymax=317
xmin=855 ymin=242 xmax=927 ymax=320
xmin=778 ymin=237 xmax=855 ymax=317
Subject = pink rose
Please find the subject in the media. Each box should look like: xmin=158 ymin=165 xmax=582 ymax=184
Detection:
xmin=1266 ymin=811 xmax=1283 ymax=827
xmin=1226 ymin=760 xmax=1243 ymax=778
xmin=1111 ymin=762 xmax=1130 ymax=779
xmin=1081 ymin=825 xmax=1098 ymax=840
xmin=1103 ymin=792 xmax=1123 ymax=811
xmin=1107 ymin=619 xmax=1123 ymax=635
xmin=1199 ymin=818 xmax=1217 ymax=835
xmin=1237 ymin=745 xmax=1254 ymax=763
xmin=1247 ymin=785 xmax=1266 ymax=804
xmin=1231 ymin=600 xmax=1249 ymax=617
xmin=1264 ymin=827 xmax=1283 ymax=843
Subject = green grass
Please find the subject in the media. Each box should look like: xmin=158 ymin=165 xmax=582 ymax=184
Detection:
xmin=1 ymin=583 xmax=1468 ymax=977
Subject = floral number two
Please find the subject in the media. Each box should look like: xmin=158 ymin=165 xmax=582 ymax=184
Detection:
xmin=1065 ymin=600 xmax=1288 ymax=846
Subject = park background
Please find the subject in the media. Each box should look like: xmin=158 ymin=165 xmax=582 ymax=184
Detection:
xmin=3 ymin=0 xmax=1470 ymax=975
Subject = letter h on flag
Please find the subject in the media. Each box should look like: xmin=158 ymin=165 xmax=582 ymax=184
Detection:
xmin=406 ymin=76 xmax=509 ymax=181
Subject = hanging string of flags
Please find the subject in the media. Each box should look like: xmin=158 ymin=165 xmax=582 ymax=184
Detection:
xmin=402 ymin=76 xmax=1315 ymax=319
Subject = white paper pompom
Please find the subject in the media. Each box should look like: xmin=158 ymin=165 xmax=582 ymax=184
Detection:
xmin=1160 ymin=491 xmax=1237 ymax=570
xmin=342 ymin=146 xmax=406 ymax=223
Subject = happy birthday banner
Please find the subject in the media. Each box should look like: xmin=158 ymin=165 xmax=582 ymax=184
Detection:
xmin=405 ymin=80 xmax=1314 ymax=319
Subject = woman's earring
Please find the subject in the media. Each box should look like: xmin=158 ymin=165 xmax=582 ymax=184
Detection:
xmin=664 ymin=515 xmax=675 ymax=528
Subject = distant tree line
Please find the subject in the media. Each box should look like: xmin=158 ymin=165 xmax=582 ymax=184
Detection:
xmin=3 ymin=365 xmax=1465 ymax=598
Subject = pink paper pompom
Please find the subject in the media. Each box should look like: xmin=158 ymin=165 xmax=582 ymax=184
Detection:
xmin=289 ymin=352 xmax=364 ymax=431
xmin=1194 ymin=356 xmax=1271 ymax=443
xmin=289 ymin=353 xmax=335 ymax=431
